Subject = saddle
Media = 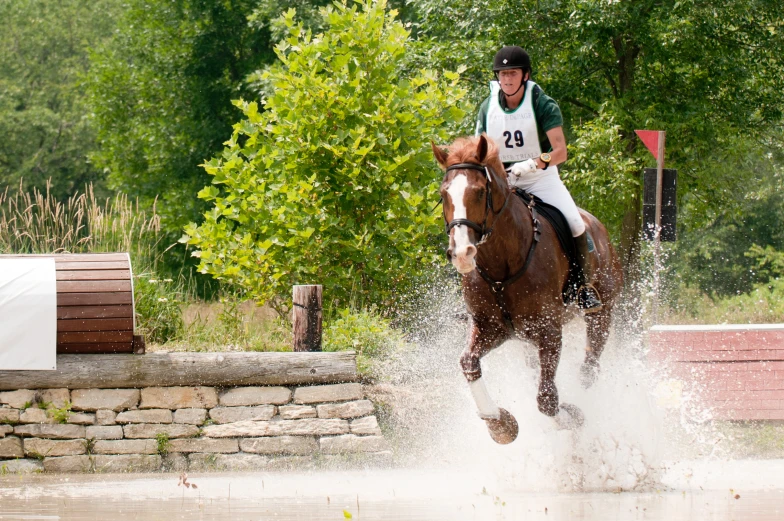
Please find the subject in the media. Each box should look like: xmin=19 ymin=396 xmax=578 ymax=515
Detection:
xmin=514 ymin=189 xmax=583 ymax=304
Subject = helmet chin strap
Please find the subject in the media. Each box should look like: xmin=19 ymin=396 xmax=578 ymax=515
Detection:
xmin=505 ymin=81 xmax=525 ymax=97
xmin=495 ymin=71 xmax=526 ymax=98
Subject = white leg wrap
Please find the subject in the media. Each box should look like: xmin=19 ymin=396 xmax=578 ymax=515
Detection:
xmin=470 ymin=378 xmax=501 ymax=420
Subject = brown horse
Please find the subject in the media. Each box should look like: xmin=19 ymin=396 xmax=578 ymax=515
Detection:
xmin=432 ymin=134 xmax=623 ymax=444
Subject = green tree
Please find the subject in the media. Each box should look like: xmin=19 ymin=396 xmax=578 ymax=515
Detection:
xmin=0 ymin=0 xmax=120 ymax=199
xmin=183 ymin=0 xmax=466 ymax=314
xmin=408 ymin=0 xmax=784 ymax=291
xmin=666 ymin=134 xmax=784 ymax=296
xmin=87 ymin=0 xmax=274 ymax=243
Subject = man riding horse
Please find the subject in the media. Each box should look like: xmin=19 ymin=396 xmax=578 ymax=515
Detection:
xmin=475 ymin=45 xmax=602 ymax=312
xmin=433 ymin=46 xmax=624 ymax=443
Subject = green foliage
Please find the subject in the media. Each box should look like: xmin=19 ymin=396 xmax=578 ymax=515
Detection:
xmin=409 ymin=0 xmax=784 ymax=277
xmin=664 ymin=278 xmax=784 ymax=324
xmin=715 ymin=422 xmax=784 ymax=459
xmin=748 ymin=245 xmax=784 ymax=282
xmin=87 ymin=0 xmax=275 ymax=243
xmin=564 ymin=111 xmax=640 ymax=239
xmin=83 ymin=438 xmax=96 ymax=456
xmin=134 ymin=276 xmax=184 ymax=345
xmin=47 ymin=401 xmax=73 ymax=424
xmin=323 ymin=308 xmax=406 ymax=376
xmin=0 ymin=0 xmax=120 ymax=199
xmin=249 ymin=0 xmax=331 ymax=44
xmin=155 ymin=432 xmax=171 ymax=456
xmin=665 ymin=163 xmax=784 ymax=296
xmin=184 ymin=0 xmax=467 ymax=310
xmin=28 ymin=451 xmax=45 ymax=462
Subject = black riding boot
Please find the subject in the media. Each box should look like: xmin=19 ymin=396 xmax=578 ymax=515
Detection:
xmin=574 ymin=232 xmax=603 ymax=313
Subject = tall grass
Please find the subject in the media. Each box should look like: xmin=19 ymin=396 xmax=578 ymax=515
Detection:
xmin=0 ymin=180 xmax=161 ymax=263
xmin=662 ymin=279 xmax=784 ymax=325
xmin=0 ymin=181 xmax=186 ymax=343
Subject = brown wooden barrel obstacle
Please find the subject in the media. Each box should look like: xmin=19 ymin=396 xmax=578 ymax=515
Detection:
xmin=1 ymin=253 xmax=144 ymax=354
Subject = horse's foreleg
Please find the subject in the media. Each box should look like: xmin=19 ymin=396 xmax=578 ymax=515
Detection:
xmin=581 ymin=308 xmax=612 ymax=388
xmin=460 ymin=322 xmax=504 ymax=417
xmin=460 ymin=321 xmax=518 ymax=444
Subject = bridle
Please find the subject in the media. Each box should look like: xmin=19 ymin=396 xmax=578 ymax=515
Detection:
xmin=443 ymin=162 xmax=511 ymax=246
xmin=442 ymin=161 xmax=542 ymax=331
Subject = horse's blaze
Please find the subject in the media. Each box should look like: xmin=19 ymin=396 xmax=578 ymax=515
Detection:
xmin=484 ymin=408 xmax=519 ymax=445
xmin=446 ymin=174 xmax=477 ymax=273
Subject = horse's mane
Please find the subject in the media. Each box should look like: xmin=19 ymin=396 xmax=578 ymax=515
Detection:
xmin=445 ymin=135 xmax=506 ymax=182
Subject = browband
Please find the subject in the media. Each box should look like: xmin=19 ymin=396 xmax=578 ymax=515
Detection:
xmin=446 ymin=163 xmax=492 ymax=183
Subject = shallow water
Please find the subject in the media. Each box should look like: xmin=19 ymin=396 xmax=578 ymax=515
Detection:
xmin=1 ymin=466 xmax=782 ymax=520
xmin=3 ymin=290 xmax=783 ymax=519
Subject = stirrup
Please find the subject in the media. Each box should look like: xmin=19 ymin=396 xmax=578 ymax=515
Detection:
xmin=578 ymin=283 xmax=603 ymax=313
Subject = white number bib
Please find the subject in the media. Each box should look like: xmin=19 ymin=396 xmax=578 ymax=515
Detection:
xmin=485 ymin=80 xmax=542 ymax=164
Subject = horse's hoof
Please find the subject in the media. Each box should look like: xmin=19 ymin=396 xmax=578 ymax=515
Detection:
xmin=484 ymin=408 xmax=519 ymax=444
xmin=555 ymin=403 xmax=584 ymax=430
xmin=580 ymin=362 xmax=599 ymax=389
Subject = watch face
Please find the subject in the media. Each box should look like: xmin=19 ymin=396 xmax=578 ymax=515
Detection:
xmin=541 ymin=153 xmax=552 ymax=162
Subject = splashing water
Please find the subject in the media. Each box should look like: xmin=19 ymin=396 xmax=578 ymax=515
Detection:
xmin=374 ymin=280 xmax=730 ymax=494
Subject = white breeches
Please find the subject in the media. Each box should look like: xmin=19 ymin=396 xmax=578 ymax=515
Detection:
xmin=508 ymin=166 xmax=586 ymax=237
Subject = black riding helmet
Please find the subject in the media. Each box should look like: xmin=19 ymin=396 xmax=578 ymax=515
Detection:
xmin=493 ymin=46 xmax=531 ymax=99
xmin=492 ymin=46 xmax=531 ymax=74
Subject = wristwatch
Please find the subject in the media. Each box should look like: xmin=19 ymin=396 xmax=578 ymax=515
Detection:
xmin=540 ymin=152 xmax=552 ymax=169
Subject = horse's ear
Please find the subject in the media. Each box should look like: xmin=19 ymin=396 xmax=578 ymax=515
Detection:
xmin=431 ymin=141 xmax=448 ymax=169
xmin=477 ymin=134 xmax=489 ymax=163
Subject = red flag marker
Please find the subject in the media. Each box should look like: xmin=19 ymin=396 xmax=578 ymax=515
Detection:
xmin=635 ymin=130 xmax=661 ymax=160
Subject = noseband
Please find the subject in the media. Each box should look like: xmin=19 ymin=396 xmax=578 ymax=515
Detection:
xmin=443 ymin=163 xmax=511 ymax=245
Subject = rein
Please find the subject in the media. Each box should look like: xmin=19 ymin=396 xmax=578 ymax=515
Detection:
xmin=443 ymin=163 xmax=541 ymax=330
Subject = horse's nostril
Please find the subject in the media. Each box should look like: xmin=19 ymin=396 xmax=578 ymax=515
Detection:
xmin=446 ymin=248 xmax=453 ymax=261
xmin=466 ymin=245 xmax=477 ymax=257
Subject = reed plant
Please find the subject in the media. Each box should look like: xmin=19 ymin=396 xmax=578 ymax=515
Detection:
xmin=0 ymin=180 xmax=161 ymax=263
xmin=0 ymin=180 xmax=185 ymax=343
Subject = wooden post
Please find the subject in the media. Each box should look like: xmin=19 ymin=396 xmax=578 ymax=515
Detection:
xmin=132 ymin=335 xmax=146 ymax=355
xmin=293 ymin=285 xmax=323 ymax=352
xmin=652 ymin=131 xmax=666 ymax=323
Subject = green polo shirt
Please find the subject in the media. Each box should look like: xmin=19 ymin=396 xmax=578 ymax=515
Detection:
xmin=475 ymin=82 xmax=564 ymax=161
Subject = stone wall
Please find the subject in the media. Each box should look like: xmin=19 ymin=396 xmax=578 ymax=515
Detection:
xmin=0 ymin=382 xmax=389 ymax=474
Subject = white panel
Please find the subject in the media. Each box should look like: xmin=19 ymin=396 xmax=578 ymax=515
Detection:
xmin=0 ymin=258 xmax=57 ymax=370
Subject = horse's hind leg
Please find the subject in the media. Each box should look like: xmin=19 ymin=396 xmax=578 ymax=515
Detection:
xmin=460 ymin=321 xmax=518 ymax=444
xmin=535 ymin=327 xmax=584 ymax=429
xmin=533 ymin=327 xmax=561 ymax=417
xmin=581 ymin=308 xmax=612 ymax=388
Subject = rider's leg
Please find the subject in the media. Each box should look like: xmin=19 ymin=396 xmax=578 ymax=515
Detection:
xmin=517 ymin=170 xmax=602 ymax=311
xmin=574 ymin=233 xmax=603 ymax=312
xmin=512 ymin=169 xmax=585 ymax=236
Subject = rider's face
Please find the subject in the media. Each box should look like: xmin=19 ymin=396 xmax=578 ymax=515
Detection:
xmin=498 ymin=69 xmax=525 ymax=96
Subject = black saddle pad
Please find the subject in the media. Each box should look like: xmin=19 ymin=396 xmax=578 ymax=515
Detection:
xmin=514 ymin=188 xmax=581 ymax=303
